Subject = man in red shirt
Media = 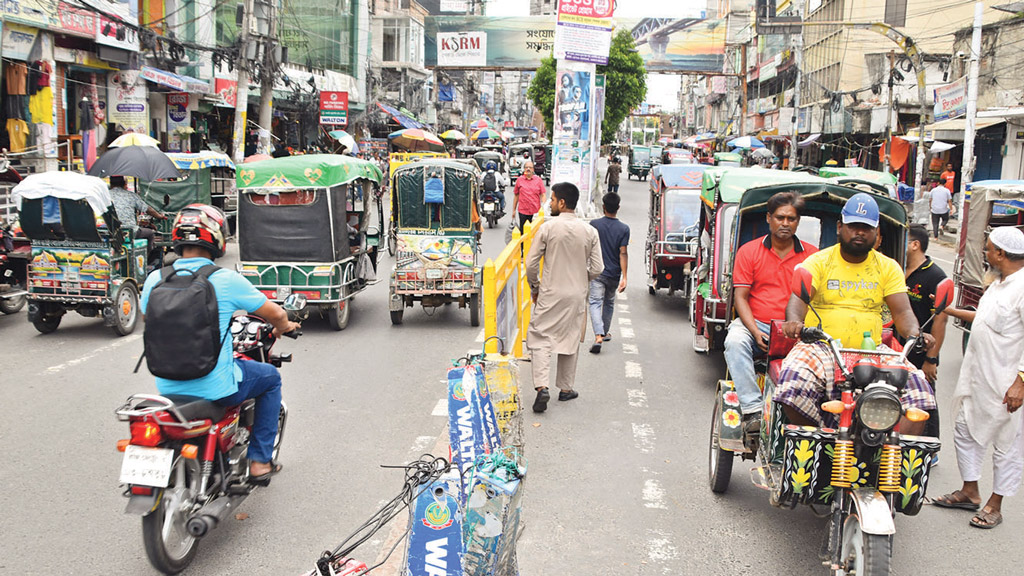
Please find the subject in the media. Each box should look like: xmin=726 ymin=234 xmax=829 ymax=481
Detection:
xmin=724 ymin=192 xmax=817 ymax=434
xmin=940 ymin=162 xmax=957 ymax=192
xmin=511 ymin=161 xmax=548 ymax=231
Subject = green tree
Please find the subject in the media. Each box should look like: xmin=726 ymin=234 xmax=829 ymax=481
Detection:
xmin=527 ymin=29 xmax=647 ymax=145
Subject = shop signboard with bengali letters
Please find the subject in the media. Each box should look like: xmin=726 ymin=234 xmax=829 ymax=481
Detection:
xmin=554 ymin=0 xmax=614 ymax=66
xmin=933 ymin=76 xmax=967 ymax=122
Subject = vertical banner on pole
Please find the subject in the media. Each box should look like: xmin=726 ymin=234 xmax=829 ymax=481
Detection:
xmin=552 ymin=61 xmax=596 ymax=216
xmin=589 ymin=74 xmax=606 ymax=216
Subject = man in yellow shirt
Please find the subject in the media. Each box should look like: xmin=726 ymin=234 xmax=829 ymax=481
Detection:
xmin=775 ymin=193 xmax=935 ymax=431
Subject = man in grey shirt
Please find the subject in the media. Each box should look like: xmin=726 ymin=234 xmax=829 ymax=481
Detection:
xmin=108 ymin=175 xmax=167 ymax=261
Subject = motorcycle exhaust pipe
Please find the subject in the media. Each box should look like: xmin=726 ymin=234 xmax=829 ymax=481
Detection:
xmin=186 ymin=494 xmax=247 ymax=538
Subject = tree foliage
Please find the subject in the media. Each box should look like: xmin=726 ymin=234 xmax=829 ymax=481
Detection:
xmin=527 ymin=29 xmax=647 ymax=145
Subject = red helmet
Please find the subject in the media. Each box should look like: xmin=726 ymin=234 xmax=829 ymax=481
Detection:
xmin=171 ymin=204 xmax=228 ymax=258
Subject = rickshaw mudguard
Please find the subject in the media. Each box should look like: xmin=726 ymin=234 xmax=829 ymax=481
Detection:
xmin=715 ymin=380 xmax=747 ymax=453
xmin=848 ymin=488 xmax=895 ymax=535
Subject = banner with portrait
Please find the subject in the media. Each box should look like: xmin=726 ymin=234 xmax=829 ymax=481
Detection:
xmin=553 ymin=68 xmax=592 ymax=141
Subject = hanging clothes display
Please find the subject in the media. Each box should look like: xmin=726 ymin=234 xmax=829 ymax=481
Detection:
xmin=29 ymin=87 xmax=53 ymax=125
xmin=6 ymin=119 xmax=29 ymax=152
xmin=4 ymin=62 xmax=28 ymax=95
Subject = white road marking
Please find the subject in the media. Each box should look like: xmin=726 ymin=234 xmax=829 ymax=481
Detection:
xmin=618 ymin=292 xmax=628 ymax=301
xmin=431 ymin=398 xmax=447 ymax=417
xmin=474 ymin=328 xmax=485 ymax=343
xmin=627 ymin=388 xmax=648 ymax=408
xmin=618 ymin=317 xmax=633 ymax=326
xmin=642 ymin=479 xmax=668 ymax=509
xmin=632 ymin=422 xmax=655 ymax=453
xmin=622 ymin=343 xmax=639 ymax=355
xmin=410 ymin=435 xmax=436 ymax=454
xmin=645 ymin=531 xmax=680 ymax=567
xmin=44 ymin=334 xmax=142 ymax=375
xmin=625 ymin=361 xmax=643 ymax=379
xmin=618 ymin=304 xmax=630 ymax=314
xmin=620 ymin=327 xmax=635 ymax=339
xmin=931 ymin=255 xmax=955 ymax=268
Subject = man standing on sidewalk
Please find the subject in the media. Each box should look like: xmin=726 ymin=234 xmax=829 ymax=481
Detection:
xmin=929 ymin=180 xmax=953 ymax=239
xmin=588 ymin=192 xmax=629 ymax=354
xmin=526 ymin=182 xmax=604 ymax=413
xmin=604 ymin=155 xmax=622 ymax=193
xmin=511 ymin=161 xmax=547 ymax=232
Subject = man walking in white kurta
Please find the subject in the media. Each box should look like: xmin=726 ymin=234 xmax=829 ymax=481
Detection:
xmin=934 ymin=226 xmax=1024 ymax=529
xmin=526 ymin=182 xmax=604 ymax=413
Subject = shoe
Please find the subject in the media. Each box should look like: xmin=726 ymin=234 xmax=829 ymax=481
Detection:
xmin=602 ymin=334 xmax=611 ymax=342
xmin=558 ymin=390 xmax=579 ymax=401
xmin=532 ymin=388 xmax=550 ymax=413
xmin=589 ymin=342 xmax=602 ymax=354
xmin=249 ymin=461 xmax=283 ymax=486
xmin=742 ymin=412 xmax=762 ymax=434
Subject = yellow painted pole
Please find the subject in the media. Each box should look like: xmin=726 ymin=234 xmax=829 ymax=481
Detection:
xmin=483 ymin=258 xmax=498 ymax=354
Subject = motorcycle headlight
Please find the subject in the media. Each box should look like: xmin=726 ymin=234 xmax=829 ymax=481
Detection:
xmin=857 ymin=386 xmax=902 ymax=432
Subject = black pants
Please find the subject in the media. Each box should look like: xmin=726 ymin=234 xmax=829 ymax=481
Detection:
xmin=518 ymin=212 xmax=534 ymax=232
xmin=931 ymin=212 xmax=949 ymax=238
xmin=134 ymin=227 xmax=159 ymax=262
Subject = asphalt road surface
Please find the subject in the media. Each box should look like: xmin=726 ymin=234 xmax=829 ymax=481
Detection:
xmin=0 ymin=167 xmax=1016 ymax=575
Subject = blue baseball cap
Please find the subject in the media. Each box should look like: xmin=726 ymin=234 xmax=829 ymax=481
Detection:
xmin=841 ymin=193 xmax=880 ymax=227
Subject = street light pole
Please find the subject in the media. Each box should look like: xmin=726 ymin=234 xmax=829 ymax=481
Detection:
xmin=959 ymin=1 xmax=984 ymax=220
xmin=232 ymin=0 xmax=254 ymax=164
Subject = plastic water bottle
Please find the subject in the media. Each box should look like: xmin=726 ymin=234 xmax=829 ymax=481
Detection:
xmin=860 ymin=331 xmax=877 ymax=351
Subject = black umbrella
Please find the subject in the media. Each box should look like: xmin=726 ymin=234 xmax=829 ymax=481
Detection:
xmin=87 ymin=145 xmax=181 ymax=181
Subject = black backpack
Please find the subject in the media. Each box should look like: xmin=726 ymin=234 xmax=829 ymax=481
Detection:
xmin=483 ymin=171 xmax=498 ymax=192
xmin=140 ymin=265 xmax=226 ymax=380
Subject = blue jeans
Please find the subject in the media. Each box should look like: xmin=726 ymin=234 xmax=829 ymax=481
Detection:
xmin=588 ymin=276 xmax=618 ymax=336
xmin=216 ymin=359 xmax=282 ymax=463
xmin=724 ymin=318 xmax=771 ymax=415
xmin=608 ymin=183 xmax=619 ymax=193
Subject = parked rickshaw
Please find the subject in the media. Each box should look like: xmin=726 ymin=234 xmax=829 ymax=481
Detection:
xmin=12 ymin=172 xmax=147 ymax=335
xmin=645 ymin=164 xmax=710 ymax=298
xmin=628 ymin=145 xmax=652 ymax=180
xmin=138 ymin=151 xmax=237 ymax=257
xmin=705 ymin=180 xmax=933 ymax=576
xmin=236 ymin=154 xmax=384 ymax=330
xmin=691 ymin=168 xmax=822 ymax=352
xmin=509 ymin=143 xmax=534 ymax=182
xmin=543 ymin=144 xmax=553 ymax=185
xmin=454 ymin=145 xmax=484 ymax=159
xmin=650 ymin=145 xmax=664 ymax=166
xmin=472 ymin=150 xmax=506 ymax=176
xmin=952 ymin=179 xmax=1024 ymax=351
xmin=389 ymin=159 xmax=481 ymax=326
xmin=713 ymin=151 xmax=743 ymax=167
xmin=819 ymin=166 xmax=898 ymax=198
xmin=1 ymin=163 xmax=28 ymax=314
xmin=389 ymin=151 xmax=450 ymax=176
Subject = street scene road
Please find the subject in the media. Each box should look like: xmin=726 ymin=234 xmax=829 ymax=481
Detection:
xmin=1 ymin=171 xmax=1016 ymax=575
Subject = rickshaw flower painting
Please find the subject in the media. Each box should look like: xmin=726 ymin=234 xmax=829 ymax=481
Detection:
xmin=723 ymin=390 xmax=740 ymax=406
xmin=723 ymin=409 xmax=741 ymax=428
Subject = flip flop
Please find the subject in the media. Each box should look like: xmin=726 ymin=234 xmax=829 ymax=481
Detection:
xmin=931 ymin=490 xmax=981 ymax=511
xmin=249 ymin=461 xmax=283 ymax=486
xmin=589 ymin=342 xmax=602 ymax=354
xmin=970 ymin=509 xmax=1003 ymax=529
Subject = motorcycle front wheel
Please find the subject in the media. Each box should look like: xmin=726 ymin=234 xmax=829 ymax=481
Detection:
xmin=835 ymin=513 xmax=890 ymax=576
xmin=142 ymin=460 xmax=198 ymax=574
xmin=0 ymin=294 xmax=26 ymax=314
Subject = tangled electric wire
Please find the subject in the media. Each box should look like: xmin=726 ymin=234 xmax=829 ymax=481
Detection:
xmin=314 ymin=454 xmax=451 ymax=576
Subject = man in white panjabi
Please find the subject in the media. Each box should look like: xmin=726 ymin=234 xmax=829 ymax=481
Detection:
xmin=525 ymin=182 xmax=603 ymax=413
xmin=933 ymin=226 xmax=1024 ymax=529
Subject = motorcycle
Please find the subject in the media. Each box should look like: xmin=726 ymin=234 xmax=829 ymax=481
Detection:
xmin=708 ymin=271 xmax=953 ymax=576
xmin=115 ymin=294 xmax=306 ymax=574
xmin=0 ymin=222 xmax=29 ymax=315
xmin=481 ymin=189 xmax=504 ymax=229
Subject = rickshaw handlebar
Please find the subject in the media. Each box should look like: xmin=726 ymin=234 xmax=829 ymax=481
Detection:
xmin=283 ymin=329 xmax=302 ymax=339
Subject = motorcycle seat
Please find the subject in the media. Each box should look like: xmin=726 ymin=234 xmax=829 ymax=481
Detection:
xmin=137 ymin=394 xmax=226 ymax=423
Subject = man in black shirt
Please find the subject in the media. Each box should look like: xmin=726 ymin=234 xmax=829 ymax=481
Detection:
xmin=900 ymin=224 xmax=948 ymax=438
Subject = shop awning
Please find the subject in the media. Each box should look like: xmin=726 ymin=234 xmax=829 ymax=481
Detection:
xmin=798 ymin=133 xmax=821 ymax=147
xmin=376 ymin=102 xmax=423 ymax=129
xmin=140 ymin=66 xmax=210 ymax=93
xmin=921 ymin=116 xmax=1005 ymax=135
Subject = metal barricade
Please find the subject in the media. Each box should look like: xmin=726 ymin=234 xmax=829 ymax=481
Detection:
xmin=482 ymin=215 xmax=545 ymax=358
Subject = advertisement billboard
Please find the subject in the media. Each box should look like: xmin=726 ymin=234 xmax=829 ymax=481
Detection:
xmin=933 ymin=76 xmax=967 ymax=122
xmin=319 ymin=91 xmax=349 ymax=126
xmin=554 ymin=0 xmax=614 ymax=65
xmin=437 ymin=32 xmax=487 ymax=67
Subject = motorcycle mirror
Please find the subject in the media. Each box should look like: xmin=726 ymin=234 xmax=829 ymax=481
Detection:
xmin=282 ymin=293 xmax=307 ymax=311
xmin=934 ymin=277 xmax=954 ymax=315
xmin=791 ymin=267 xmax=815 ymax=305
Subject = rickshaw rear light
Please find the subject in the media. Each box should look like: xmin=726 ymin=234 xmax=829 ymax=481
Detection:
xmin=130 ymin=486 xmax=153 ymax=496
xmin=116 ymin=439 xmax=130 ymax=452
xmin=130 ymin=421 xmax=163 ymax=447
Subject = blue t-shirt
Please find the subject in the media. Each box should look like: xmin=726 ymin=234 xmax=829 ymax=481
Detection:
xmin=590 ymin=216 xmax=630 ymax=281
xmin=140 ymin=257 xmax=268 ymax=400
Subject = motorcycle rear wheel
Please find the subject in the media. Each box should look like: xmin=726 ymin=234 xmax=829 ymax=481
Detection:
xmin=142 ymin=460 xmax=198 ymax=575
xmin=0 ymin=294 xmax=26 ymax=314
xmin=836 ymin=514 xmax=890 ymax=576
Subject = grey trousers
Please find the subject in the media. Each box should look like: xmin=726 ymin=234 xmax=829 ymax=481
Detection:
xmin=530 ymin=345 xmax=580 ymax=392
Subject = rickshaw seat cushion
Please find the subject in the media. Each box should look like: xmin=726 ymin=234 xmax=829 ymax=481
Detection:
xmin=768 ymin=320 xmax=798 ymax=359
xmin=881 ymin=328 xmax=903 ymax=352
xmin=137 ymin=394 xmax=226 ymax=423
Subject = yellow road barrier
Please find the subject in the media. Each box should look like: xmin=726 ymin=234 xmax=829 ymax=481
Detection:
xmin=482 ymin=215 xmax=545 ymax=357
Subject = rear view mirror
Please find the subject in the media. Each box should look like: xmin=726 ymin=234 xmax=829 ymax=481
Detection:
xmin=791 ymin=267 xmax=815 ymax=304
xmin=934 ymin=277 xmax=954 ymax=314
xmin=282 ymin=293 xmax=307 ymax=311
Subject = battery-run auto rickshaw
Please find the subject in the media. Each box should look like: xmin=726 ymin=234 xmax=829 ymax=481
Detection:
xmin=389 ymin=159 xmax=481 ymax=326
xmin=645 ymin=164 xmax=709 ymax=298
xmin=508 ymin=143 xmax=534 ymax=183
xmin=628 ymin=145 xmax=652 ymax=180
xmin=713 ymin=151 xmax=743 ymax=167
xmin=706 ymin=179 xmax=935 ymax=576
xmin=13 ymin=171 xmax=147 ymax=335
xmin=819 ymin=166 xmax=898 ymax=199
xmin=472 ymin=150 xmax=506 ymax=176
xmin=455 ymin=145 xmax=485 ymax=159
xmin=235 ymin=154 xmax=384 ymax=330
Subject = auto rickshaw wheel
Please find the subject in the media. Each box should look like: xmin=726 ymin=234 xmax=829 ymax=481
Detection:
xmin=387 ymin=230 xmax=397 ymax=257
xmin=836 ymin=513 xmax=891 ymax=576
xmin=0 ymin=294 xmax=26 ymax=314
xmin=708 ymin=390 xmax=734 ymax=493
xmin=111 ymin=282 xmax=140 ymax=336
xmin=32 ymin=314 xmax=62 ymax=334
xmin=390 ymin=310 xmax=404 ymax=325
xmin=469 ymin=293 xmax=480 ymax=327
xmin=328 ymin=300 xmax=350 ymax=331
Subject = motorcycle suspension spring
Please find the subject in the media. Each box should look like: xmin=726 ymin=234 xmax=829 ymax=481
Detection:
xmin=877 ymin=443 xmax=902 ymax=492
xmin=831 ymin=440 xmax=854 ymax=488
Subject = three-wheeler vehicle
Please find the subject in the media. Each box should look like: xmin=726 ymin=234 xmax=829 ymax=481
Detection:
xmin=472 ymin=150 xmax=506 ymax=177
xmin=713 ymin=151 xmax=743 ymax=167
xmin=235 ymin=154 xmax=384 ymax=330
xmin=952 ymin=179 xmax=1024 ymax=351
xmin=13 ymin=172 xmax=147 ymax=335
xmin=1 ymin=163 xmax=28 ymax=314
xmin=509 ymin=143 xmax=535 ymax=182
xmin=628 ymin=145 xmax=652 ymax=181
xmin=389 ymin=159 xmax=481 ymax=326
xmin=819 ymin=166 xmax=898 ymax=199
xmin=705 ymin=179 xmax=939 ymax=576
xmin=454 ymin=145 xmax=484 ymax=159
xmin=645 ymin=164 xmax=709 ymax=298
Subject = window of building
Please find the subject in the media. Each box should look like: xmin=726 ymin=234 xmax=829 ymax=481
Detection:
xmin=884 ymin=0 xmax=907 ymax=27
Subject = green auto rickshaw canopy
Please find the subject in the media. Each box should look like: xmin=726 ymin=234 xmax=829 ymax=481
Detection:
xmin=818 ymin=166 xmax=898 ymax=190
xmin=237 ymin=154 xmax=382 ymax=191
xmin=701 ymin=167 xmax=822 ymax=207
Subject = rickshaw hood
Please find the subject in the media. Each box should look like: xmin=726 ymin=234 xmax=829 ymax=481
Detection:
xmin=12 ymin=172 xmax=112 ymax=214
xmin=237 ymin=154 xmax=382 ymax=190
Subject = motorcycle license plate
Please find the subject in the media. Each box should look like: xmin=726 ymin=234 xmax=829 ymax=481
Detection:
xmin=119 ymin=445 xmax=174 ymax=488
xmin=484 ymin=202 xmax=495 ymax=211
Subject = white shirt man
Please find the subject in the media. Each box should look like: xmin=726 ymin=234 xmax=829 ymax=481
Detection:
xmin=929 ymin=182 xmax=953 ymax=239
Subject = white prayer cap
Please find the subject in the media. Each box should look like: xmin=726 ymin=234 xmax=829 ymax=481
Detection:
xmin=990 ymin=226 xmax=1024 ymax=255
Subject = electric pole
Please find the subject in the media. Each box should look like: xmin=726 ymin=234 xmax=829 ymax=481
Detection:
xmin=231 ymin=0 xmax=254 ymax=164
xmin=882 ymin=50 xmax=895 ymax=173
xmin=257 ymin=0 xmax=279 ymax=154
xmin=959 ymin=1 xmax=984 ymax=221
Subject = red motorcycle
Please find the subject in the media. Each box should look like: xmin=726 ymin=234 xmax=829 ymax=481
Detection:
xmin=115 ymin=294 xmax=305 ymax=574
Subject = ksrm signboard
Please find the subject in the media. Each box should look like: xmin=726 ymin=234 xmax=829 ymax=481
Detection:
xmin=436 ymin=32 xmax=487 ymax=67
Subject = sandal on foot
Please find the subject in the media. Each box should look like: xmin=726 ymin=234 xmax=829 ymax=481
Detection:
xmin=970 ymin=509 xmax=1003 ymax=529
xmin=931 ymin=490 xmax=980 ymax=510
xmin=249 ymin=462 xmax=283 ymax=486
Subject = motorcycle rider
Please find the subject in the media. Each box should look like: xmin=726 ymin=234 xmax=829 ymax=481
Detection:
xmin=776 ymin=193 xmax=935 ymax=434
xmin=140 ymin=204 xmax=300 ymax=483
xmin=478 ymin=161 xmax=507 ymax=213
